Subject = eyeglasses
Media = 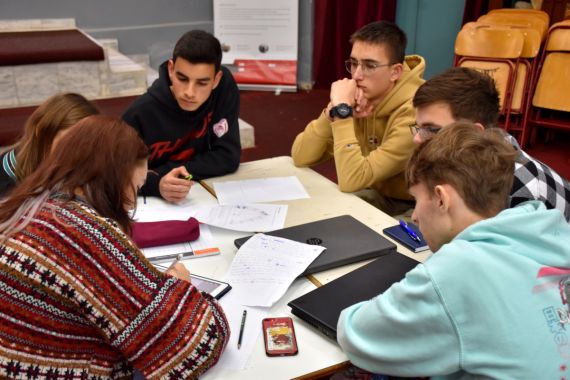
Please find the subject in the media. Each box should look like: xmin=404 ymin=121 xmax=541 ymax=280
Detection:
xmin=409 ymin=123 xmax=442 ymax=139
xmin=345 ymin=59 xmax=393 ymax=76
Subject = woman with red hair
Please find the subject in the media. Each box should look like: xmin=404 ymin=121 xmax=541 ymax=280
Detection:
xmin=0 ymin=115 xmax=229 ymax=379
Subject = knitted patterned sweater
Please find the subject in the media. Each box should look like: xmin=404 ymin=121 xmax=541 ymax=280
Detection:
xmin=0 ymin=196 xmax=230 ymax=379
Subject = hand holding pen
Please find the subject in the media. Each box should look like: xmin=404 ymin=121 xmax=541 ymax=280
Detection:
xmin=159 ymin=167 xmax=193 ymax=203
xmin=165 ymin=253 xmax=191 ymax=282
xmin=399 ymin=220 xmax=421 ymax=243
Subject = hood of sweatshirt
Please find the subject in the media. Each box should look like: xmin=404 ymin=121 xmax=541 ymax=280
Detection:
xmin=452 ymin=201 xmax=570 ymax=269
xmin=373 ymin=55 xmax=426 ymax=118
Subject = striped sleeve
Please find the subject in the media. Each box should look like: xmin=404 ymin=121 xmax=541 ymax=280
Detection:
xmin=8 ymin=200 xmax=230 ymax=379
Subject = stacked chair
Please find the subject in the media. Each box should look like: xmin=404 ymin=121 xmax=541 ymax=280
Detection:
xmin=455 ymin=25 xmax=524 ymax=131
xmin=453 ymin=8 xmax=558 ymax=148
xmin=527 ymin=20 xmax=570 ymax=147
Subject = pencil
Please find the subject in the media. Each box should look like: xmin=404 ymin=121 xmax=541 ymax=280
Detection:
xmin=237 ymin=310 xmax=247 ymax=349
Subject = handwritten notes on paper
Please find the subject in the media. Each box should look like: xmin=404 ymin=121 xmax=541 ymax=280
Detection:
xmin=225 ymin=234 xmax=324 ymax=307
xmin=135 ymin=201 xmax=287 ymax=233
xmin=213 ymin=176 xmax=310 ymax=205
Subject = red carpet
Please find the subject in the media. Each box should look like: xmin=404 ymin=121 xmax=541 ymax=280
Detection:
xmin=239 ymin=89 xmax=337 ymax=182
xmin=525 ymin=130 xmax=570 ymax=181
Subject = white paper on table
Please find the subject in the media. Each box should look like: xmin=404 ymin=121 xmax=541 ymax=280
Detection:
xmin=133 ymin=198 xmax=196 ymax=222
xmin=194 ymin=204 xmax=287 ymax=232
xmin=133 ymin=185 xmax=217 ymax=222
xmin=225 ymin=234 xmax=324 ymax=307
xmin=214 ymin=291 xmax=268 ymax=370
xmin=141 ymin=225 xmax=220 ymax=261
xmin=213 ymin=176 xmax=310 ymax=205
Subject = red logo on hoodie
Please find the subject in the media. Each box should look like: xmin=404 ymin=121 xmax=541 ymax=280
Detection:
xmin=149 ymin=112 xmax=212 ymax=162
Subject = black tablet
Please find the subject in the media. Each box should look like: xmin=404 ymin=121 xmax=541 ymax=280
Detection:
xmin=189 ymin=273 xmax=232 ymax=299
xmin=153 ymin=264 xmax=231 ymax=299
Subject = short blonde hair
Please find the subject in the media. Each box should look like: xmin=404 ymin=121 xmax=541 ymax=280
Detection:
xmin=406 ymin=122 xmax=517 ymax=217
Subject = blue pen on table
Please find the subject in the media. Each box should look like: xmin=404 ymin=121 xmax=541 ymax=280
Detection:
xmin=237 ymin=310 xmax=247 ymax=349
xmin=399 ymin=220 xmax=421 ymax=243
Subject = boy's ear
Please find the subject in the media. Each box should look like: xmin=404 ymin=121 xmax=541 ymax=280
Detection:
xmin=390 ymin=63 xmax=404 ymax=82
xmin=167 ymin=59 xmax=175 ymax=79
xmin=212 ymin=70 xmax=223 ymax=89
xmin=434 ymin=184 xmax=450 ymax=212
xmin=473 ymin=122 xmax=485 ymax=132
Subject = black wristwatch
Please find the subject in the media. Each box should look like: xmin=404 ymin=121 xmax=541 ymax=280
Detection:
xmin=329 ymin=103 xmax=353 ymax=119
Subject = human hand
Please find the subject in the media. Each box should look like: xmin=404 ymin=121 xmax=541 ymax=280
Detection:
xmin=159 ymin=166 xmax=193 ymax=203
xmin=166 ymin=261 xmax=191 ymax=282
xmin=353 ymin=87 xmax=375 ymax=118
xmin=330 ymin=78 xmax=357 ymax=107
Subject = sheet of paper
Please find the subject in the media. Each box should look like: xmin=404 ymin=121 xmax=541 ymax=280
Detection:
xmin=142 ymin=225 xmax=220 ymax=262
xmin=194 ymin=204 xmax=287 ymax=232
xmin=134 ymin=198 xmax=197 ymax=222
xmin=133 ymin=184 xmax=218 ymax=222
xmin=225 ymin=234 xmax=324 ymax=307
xmin=213 ymin=176 xmax=310 ymax=205
xmin=214 ymin=291 xmax=268 ymax=370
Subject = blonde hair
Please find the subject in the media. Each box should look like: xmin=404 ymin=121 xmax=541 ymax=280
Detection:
xmin=14 ymin=93 xmax=99 ymax=180
xmin=0 ymin=116 xmax=148 ymax=237
xmin=406 ymin=122 xmax=518 ymax=217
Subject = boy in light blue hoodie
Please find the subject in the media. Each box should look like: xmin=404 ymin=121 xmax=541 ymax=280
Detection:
xmin=337 ymin=122 xmax=570 ymax=379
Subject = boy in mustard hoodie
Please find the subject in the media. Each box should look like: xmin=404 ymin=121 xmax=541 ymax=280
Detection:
xmin=292 ymin=21 xmax=424 ymax=216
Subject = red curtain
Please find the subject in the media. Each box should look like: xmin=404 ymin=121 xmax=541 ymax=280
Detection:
xmin=313 ymin=0 xmax=396 ymax=89
xmin=462 ymin=0 xmax=489 ymax=24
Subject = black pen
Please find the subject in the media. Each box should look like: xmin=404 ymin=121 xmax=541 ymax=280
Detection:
xmin=399 ymin=220 xmax=421 ymax=243
xmin=237 ymin=310 xmax=247 ymax=349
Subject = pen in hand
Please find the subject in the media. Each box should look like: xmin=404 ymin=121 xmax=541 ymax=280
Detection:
xmin=399 ymin=220 xmax=421 ymax=243
xmin=168 ymin=253 xmax=184 ymax=270
xmin=166 ymin=253 xmax=191 ymax=282
xmin=237 ymin=310 xmax=247 ymax=349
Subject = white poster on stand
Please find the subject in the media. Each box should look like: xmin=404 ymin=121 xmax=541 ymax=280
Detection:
xmin=213 ymin=0 xmax=298 ymax=91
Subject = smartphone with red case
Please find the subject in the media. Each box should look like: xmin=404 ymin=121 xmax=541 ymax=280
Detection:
xmin=262 ymin=317 xmax=298 ymax=356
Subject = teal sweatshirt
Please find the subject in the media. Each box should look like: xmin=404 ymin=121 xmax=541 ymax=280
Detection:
xmin=337 ymin=201 xmax=570 ymax=379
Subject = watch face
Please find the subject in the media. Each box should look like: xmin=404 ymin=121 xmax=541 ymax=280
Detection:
xmin=330 ymin=103 xmax=352 ymax=119
xmin=337 ymin=104 xmax=352 ymax=117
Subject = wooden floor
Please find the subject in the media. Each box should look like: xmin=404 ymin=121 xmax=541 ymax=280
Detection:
xmin=239 ymin=89 xmax=570 ymax=182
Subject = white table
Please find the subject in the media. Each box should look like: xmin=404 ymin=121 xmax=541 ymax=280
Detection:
xmin=202 ymin=156 xmax=432 ymax=285
xmin=144 ymin=156 xmax=431 ymax=379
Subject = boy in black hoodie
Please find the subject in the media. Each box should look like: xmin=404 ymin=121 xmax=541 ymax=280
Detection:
xmin=123 ymin=30 xmax=240 ymax=202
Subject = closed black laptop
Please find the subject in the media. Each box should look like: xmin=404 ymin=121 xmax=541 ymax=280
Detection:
xmin=288 ymin=253 xmax=419 ymax=340
xmin=234 ymin=215 xmax=396 ymax=276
